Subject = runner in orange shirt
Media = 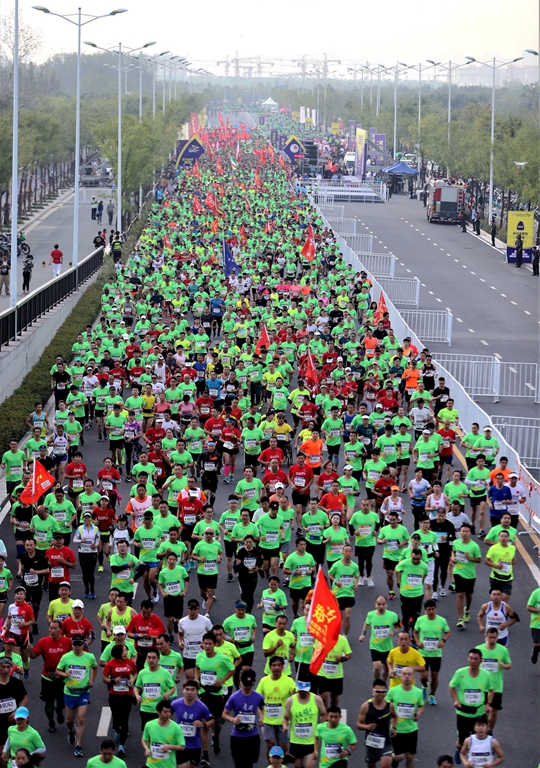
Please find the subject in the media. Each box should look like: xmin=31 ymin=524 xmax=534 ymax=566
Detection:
xmin=299 ymin=429 xmax=324 ymax=475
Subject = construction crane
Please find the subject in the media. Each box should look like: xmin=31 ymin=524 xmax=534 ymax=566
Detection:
xmin=291 ymin=53 xmax=341 ymax=79
xmin=216 ymin=55 xmax=230 ymax=76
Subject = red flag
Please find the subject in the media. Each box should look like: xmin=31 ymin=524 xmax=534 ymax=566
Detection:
xmin=240 ymin=225 xmax=246 ymax=237
xmin=306 ymin=350 xmax=319 ymax=388
xmin=163 ymin=234 xmax=171 ymax=248
xmin=301 ymin=224 xmax=316 ymax=262
xmin=267 ymin=144 xmax=275 ymax=163
xmin=193 ymin=160 xmax=201 ymax=179
xmin=245 ymin=197 xmax=251 ymax=211
xmin=307 ymin=569 xmax=341 ymax=674
xmin=255 ymin=325 xmax=270 ymax=354
xmin=279 ymin=155 xmax=287 ymax=170
xmin=216 ymin=158 xmax=224 ymax=175
xmin=218 ymin=112 xmax=225 ymax=127
xmin=206 ymin=192 xmax=216 ymax=211
xmin=254 ymin=169 xmax=262 ymax=188
xmin=193 ymin=195 xmax=202 ymax=214
xmin=375 ymin=293 xmax=388 ymax=323
xmin=20 ymin=460 xmax=55 ymax=505
xmin=211 ymin=219 xmax=219 ymax=234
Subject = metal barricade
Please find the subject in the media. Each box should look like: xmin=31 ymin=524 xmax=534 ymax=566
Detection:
xmin=493 ymin=361 xmax=540 ymax=403
xmin=355 ymin=253 xmax=395 ymax=277
xmin=491 ymin=416 xmax=540 ymax=470
xmin=343 ymin=233 xmax=373 ymax=253
xmin=377 ymin=277 xmax=420 ymax=307
xmin=326 ymin=217 xmax=357 ymax=235
xmin=318 ymin=204 xmax=344 ymax=218
xmin=399 ymin=309 xmax=453 ymax=345
xmin=432 ymin=353 xmax=498 ymax=398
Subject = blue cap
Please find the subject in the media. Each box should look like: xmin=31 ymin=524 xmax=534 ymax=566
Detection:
xmin=297 ymin=680 xmax=311 ymax=691
xmin=15 ymin=707 xmax=29 ymax=719
xmin=269 ymin=746 xmax=284 ymax=757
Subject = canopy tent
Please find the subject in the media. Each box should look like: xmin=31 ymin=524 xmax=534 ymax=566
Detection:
xmin=262 ymin=97 xmax=278 ymax=112
xmin=382 ymin=161 xmax=419 ymax=175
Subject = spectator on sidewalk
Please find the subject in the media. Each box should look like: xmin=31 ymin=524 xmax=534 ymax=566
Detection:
xmin=490 ymin=219 xmax=497 ymax=247
xmin=532 ymin=245 xmax=539 ymax=276
xmin=515 ymin=234 xmax=523 ymax=268
xmin=97 ymin=200 xmax=104 ymax=224
xmin=90 ymin=196 xmax=98 ymax=220
xmin=107 ymin=200 xmax=115 ymax=225
xmin=0 ymin=256 xmax=10 ymax=295
xmin=50 ymin=244 xmax=63 ymax=278
xmin=22 ymin=254 xmax=33 ymax=294
xmin=93 ymin=232 xmax=106 ymax=250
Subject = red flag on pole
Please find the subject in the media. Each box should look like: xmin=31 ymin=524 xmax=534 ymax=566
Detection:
xmin=305 ymin=350 xmax=319 ymax=388
xmin=216 ymin=158 xmax=224 ymax=175
xmin=193 ymin=160 xmax=201 ymax=179
xmin=301 ymin=223 xmax=316 ymax=262
xmin=211 ymin=219 xmax=220 ymax=234
xmin=254 ymin=169 xmax=262 ymax=188
xmin=20 ymin=460 xmax=55 ymax=505
xmin=375 ymin=293 xmax=388 ymax=323
xmin=279 ymin=155 xmax=287 ymax=170
xmin=307 ymin=569 xmax=341 ymax=674
xmin=193 ymin=195 xmax=202 ymax=214
xmin=255 ymin=325 xmax=270 ymax=355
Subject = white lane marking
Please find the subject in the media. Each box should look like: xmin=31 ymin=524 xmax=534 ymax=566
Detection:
xmin=468 ymin=328 xmax=475 ymax=333
xmin=523 ymin=560 xmax=540 ymax=587
xmin=440 ymin=248 xmax=444 ymax=251
xmin=490 ymin=286 xmax=496 ymax=290
xmin=97 ymin=707 xmax=112 ymax=737
xmin=446 ymin=307 xmax=452 ymax=312
xmin=415 ymin=228 xmax=419 ymax=231
xmin=524 ymin=310 xmax=531 ymax=315
xmin=480 ymin=278 xmax=486 ymax=282
xmin=421 ymin=233 xmax=425 ymax=236
xmin=400 ymin=262 xmax=405 ymax=266
xmin=429 ymin=290 xmax=434 ymax=295
xmin=406 ymin=268 xmax=411 ymax=273
xmin=447 ymin=253 xmax=452 ymax=256
xmin=470 ymin=271 xmax=476 ymax=275
xmin=436 ymin=298 xmax=442 ymax=302
xmin=427 ymin=237 xmax=431 ymax=241
xmin=462 ymin=265 xmax=468 ymax=268
xmin=494 ymin=353 xmax=502 ymax=359
xmin=421 ymin=283 xmax=426 ymax=287
xmin=510 ymin=301 xmax=517 ymax=305
xmin=500 ymin=294 xmax=506 ymax=297
xmin=456 ymin=318 xmax=463 ymax=323
xmin=480 ymin=340 xmax=488 ymax=345
xmin=454 ymin=259 xmax=459 ymax=262
xmin=384 ymin=246 xmax=388 ymax=249
xmin=526 ymin=383 xmax=535 ymax=391
xmin=404 ymin=220 xmax=408 ymax=223
xmin=433 ymin=242 xmax=438 ymax=245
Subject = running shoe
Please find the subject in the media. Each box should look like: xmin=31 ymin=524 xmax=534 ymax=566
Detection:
xmin=74 ymin=746 xmax=83 ymax=758
xmin=439 ymin=588 xmax=446 ymax=596
xmin=429 ymin=695 xmax=437 ymax=705
xmin=388 ymin=591 xmax=395 ymax=600
xmin=456 ymin=619 xmax=465 ymax=630
xmin=367 ymin=578 xmax=375 ymax=587
xmin=464 ymin=609 xmax=470 ymax=623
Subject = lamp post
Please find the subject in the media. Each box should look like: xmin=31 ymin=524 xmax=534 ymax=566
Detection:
xmin=33 ymin=6 xmax=126 ymax=280
xmin=147 ymin=51 xmax=169 ymax=118
xmin=85 ymin=40 xmax=156 ymax=234
xmin=426 ymin=59 xmax=474 ymax=146
xmin=525 ymin=49 xmax=539 ymax=126
xmin=9 ymin=0 xmax=19 ymax=310
xmin=464 ymin=55 xmax=523 ymax=225
xmin=398 ymin=61 xmax=438 ymax=169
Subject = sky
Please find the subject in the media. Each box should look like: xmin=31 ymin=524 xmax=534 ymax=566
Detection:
xmin=7 ymin=0 xmax=540 ymax=78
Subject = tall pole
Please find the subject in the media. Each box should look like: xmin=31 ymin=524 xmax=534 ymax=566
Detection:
xmin=152 ymin=56 xmax=156 ymax=118
xmin=162 ymin=60 xmax=166 ymax=114
xmin=376 ymin=68 xmax=381 ymax=116
xmin=168 ymin=60 xmax=171 ymax=104
xmin=117 ymin=43 xmax=122 ymax=233
xmin=9 ymin=0 xmax=19 ymax=310
xmin=447 ymin=60 xmax=452 ymax=145
xmin=370 ymin=70 xmax=373 ymax=106
xmin=139 ymin=51 xmax=143 ymax=121
xmin=360 ymin=68 xmax=364 ymax=110
xmin=418 ymin=62 xmax=422 ymax=137
xmin=73 ymin=6 xmax=81 ymax=278
xmin=393 ymin=64 xmax=398 ymax=158
xmin=488 ymin=58 xmax=496 ymax=225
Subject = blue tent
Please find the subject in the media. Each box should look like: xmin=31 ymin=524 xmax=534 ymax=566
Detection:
xmin=382 ymin=161 xmax=419 ymax=175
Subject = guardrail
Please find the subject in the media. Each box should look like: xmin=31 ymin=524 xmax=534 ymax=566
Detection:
xmin=494 ymin=361 xmax=540 ymax=403
xmin=326 ymin=217 xmax=357 ymax=235
xmin=318 ymin=204 xmax=344 ymax=218
xmin=343 ymin=233 xmax=373 ymax=254
xmin=377 ymin=276 xmax=420 ymax=306
xmin=491 ymin=416 xmax=540 ymax=471
xmin=356 ymin=252 xmax=396 ymax=277
xmin=315 ymin=200 xmax=540 ymax=535
xmin=400 ymin=309 xmax=453 ymax=345
xmin=432 ymin=353 xmax=498 ymax=398
xmin=0 ymin=246 xmax=104 ymax=350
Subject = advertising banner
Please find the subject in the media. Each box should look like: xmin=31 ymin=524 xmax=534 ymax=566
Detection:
xmin=175 ymin=136 xmax=205 ymax=168
xmin=506 ymin=210 xmax=534 ymax=263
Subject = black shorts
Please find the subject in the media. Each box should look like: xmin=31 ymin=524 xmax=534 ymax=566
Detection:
xmin=244 ymin=453 xmax=259 ymax=468
xmin=397 ymin=458 xmax=410 ymax=467
xmin=392 ymin=730 xmax=418 ymax=756
xmin=163 ymin=595 xmax=184 ymax=619
xmin=290 ymin=586 xmax=310 ymax=602
xmin=470 ymin=494 xmax=486 ymax=506
xmin=0 ymin=592 xmax=8 ymax=604
xmin=11 ymin=634 xmax=29 ymax=650
xmin=382 ymin=558 xmax=398 ymax=571
xmin=291 ymin=491 xmax=310 ymax=507
xmin=424 ymin=656 xmax=442 ymax=672
xmin=440 ymin=454 xmax=453 ymax=465
xmin=200 ymin=691 xmax=224 ymax=719
xmin=370 ymin=649 xmax=390 ymax=664
xmin=179 ymin=746 xmax=201 ymax=766
xmin=181 ymin=528 xmax=195 ymax=545
xmin=316 ymin=676 xmax=343 ymax=696
xmin=224 ymin=540 xmax=237 ymax=558
xmin=337 ymin=596 xmax=355 ymax=610
xmin=289 ymin=743 xmax=314 ymax=759
xmin=109 ymin=439 xmax=124 ymax=451
xmin=489 ymin=576 xmax=513 ymax=595
xmin=490 ymin=692 xmax=502 ymax=711
xmin=100 ymin=532 xmax=111 ymax=542
xmin=95 ymin=410 xmax=105 ymax=419
xmin=239 ymin=651 xmax=254 ymax=667
xmin=306 ymin=541 xmax=325 ymax=565
xmin=183 ymin=657 xmax=196 ymax=670
xmin=456 ymin=714 xmax=476 ymax=747
xmin=327 ymin=444 xmax=340 ymax=457
xmin=197 ymin=573 xmax=218 ymax=591
xmin=260 ymin=547 xmax=280 ymax=561
xmin=454 ymin=575 xmax=475 ymax=595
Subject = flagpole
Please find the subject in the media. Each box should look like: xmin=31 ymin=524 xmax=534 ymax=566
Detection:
xmin=31 ymin=456 xmax=36 ymax=498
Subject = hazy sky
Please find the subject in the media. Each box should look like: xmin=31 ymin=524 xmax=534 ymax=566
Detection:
xmin=10 ymin=0 xmax=540 ymax=77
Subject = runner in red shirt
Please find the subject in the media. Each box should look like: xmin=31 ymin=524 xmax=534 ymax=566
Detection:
xmin=97 ymin=458 xmax=121 ymax=509
xmin=220 ymin=419 xmax=241 ymax=483
xmin=320 ymin=485 xmax=347 ymax=520
xmin=316 ymin=462 xmax=339 ymax=496
xmin=204 ymin=410 xmax=226 ymax=441
xmin=288 ymin=454 xmax=315 ymax=531
xmin=148 ymin=441 xmax=171 ymax=488
xmin=144 ymin=425 xmax=166 ymax=448
xmin=126 ymin=602 xmax=165 ymax=666
xmin=372 ymin=470 xmax=395 ymax=511
xmin=103 ymin=640 xmax=138 ymax=749
xmin=61 ymin=600 xmax=94 ymax=646
xmin=259 ymin=438 xmax=285 ymax=469
xmin=298 ymin=398 xmax=318 ymax=428
xmin=30 ymin=620 xmax=72 ymax=728
xmin=65 ymin=454 xmax=87 ymax=509
xmin=45 ymin=535 xmax=76 ymax=599
xmin=262 ymin=460 xmax=289 ymax=494
xmin=376 ymin=382 xmax=399 ymax=412
xmin=437 ymin=419 xmax=457 ymax=482
xmin=195 ymin=395 xmax=214 ymax=423
xmin=6 ymin=587 xmax=35 ymax=664
xmin=92 ymin=496 xmax=117 ymax=570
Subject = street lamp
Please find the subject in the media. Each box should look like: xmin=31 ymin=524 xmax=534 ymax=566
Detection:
xmin=85 ymin=40 xmax=155 ymax=233
xmin=464 ymin=55 xmax=523 ymax=224
xmin=33 ymin=6 xmax=126 ymax=279
xmin=426 ymin=58 xmax=474 ymax=146
xmin=145 ymin=51 xmax=170 ymax=117
xmin=525 ymin=49 xmax=539 ymax=125
xmin=9 ymin=0 xmax=19 ymax=309
xmin=399 ymin=61 xmax=439 ymax=169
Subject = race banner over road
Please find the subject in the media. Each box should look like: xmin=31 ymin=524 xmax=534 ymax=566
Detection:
xmin=176 ymin=136 xmax=206 ymax=169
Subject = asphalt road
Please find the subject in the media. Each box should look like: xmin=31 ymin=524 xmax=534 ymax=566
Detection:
xmin=0 ymin=191 xmax=106 ymax=311
xmin=4 ymin=425 xmax=540 ymax=767
xmin=343 ymin=194 xmax=540 ymax=421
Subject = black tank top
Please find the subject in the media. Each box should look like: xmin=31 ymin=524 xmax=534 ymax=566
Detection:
xmin=366 ymin=699 xmax=392 ymax=738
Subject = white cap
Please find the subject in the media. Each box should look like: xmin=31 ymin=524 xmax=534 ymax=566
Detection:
xmin=343 ymin=464 xmax=353 ymax=470
xmin=422 ymin=428 xmax=431 ymax=434
xmin=483 ymin=426 xmax=492 ymax=431
xmin=275 ymin=482 xmax=284 ymax=489
xmin=113 ymin=626 xmax=126 ymax=635
xmin=72 ymin=599 xmax=84 ymax=609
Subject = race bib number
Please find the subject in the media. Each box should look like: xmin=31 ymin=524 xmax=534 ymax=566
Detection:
xmin=24 ymin=574 xmax=38 ymax=585
xmin=0 ymin=698 xmax=16 ymax=713
xmin=322 ymin=661 xmax=338 ymax=675
xmin=102 ymin=481 xmax=113 ymax=491
xmin=386 ymin=540 xmax=398 ymax=551
xmin=339 ymin=575 xmax=353 ymax=586
xmin=142 ymin=538 xmax=155 ymax=550
xmin=464 ymin=689 xmax=482 ymax=705
xmin=73 ymin=479 xmax=84 ymax=488
xmin=358 ymin=526 xmax=371 ymax=538
xmin=265 ymin=704 xmax=282 ymax=719
xmin=374 ymin=626 xmax=389 ymax=639
xmin=300 ymin=633 xmax=314 ymax=647
xmin=166 ymin=581 xmax=181 ymax=595
xmin=324 ymin=743 xmax=341 ymax=759
xmin=118 ymin=568 xmax=131 ymax=580
xmin=204 ymin=463 xmax=215 ymax=472
xmin=184 ymin=641 xmax=201 ymax=659
xmin=150 ymin=742 xmax=166 ymax=760
xmin=481 ymin=660 xmax=498 ymax=674
xmin=51 ymin=567 xmax=64 ymax=579
xmin=138 ymin=637 xmax=153 ymax=647
xmin=455 ymin=550 xmax=468 ymax=563
xmin=295 ymin=477 xmax=306 ymax=488
xmin=498 ymin=561 xmax=511 ymax=573
xmin=265 ymin=532 xmax=278 ymax=544
xmin=330 ymin=544 xmax=343 ymax=555
xmin=223 ymin=441 xmax=234 ymax=450
xmin=112 ymin=678 xmax=130 ymax=692
xmin=200 ymin=671 xmax=217 ymax=687
xmin=366 ymin=733 xmax=386 ymax=749
xmin=243 ymin=558 xmax=256 ymax=569
xmin=294 ymin=723 xmax=313 ymax=739
xmin=180 ymin=723 xmax=196 ymax=737
xmin=233 ymin=627 xmax=250 ymax=641
xmin=184 ymin=515 xmax=196 ymax=526
xmin=397 ymin=702 xmax=415 ymax=719
xmin=143 ymin=683 xmax=161 ymax=699
xmin=69 ymin=665 xmax=86 ymax=681
xmin=203 ymin=561 xmax=217 ymax=572
xmin=423 ymin=638 xmax=438 ymax=651
xmin=407 ymin=574 xmax=422 ymax=586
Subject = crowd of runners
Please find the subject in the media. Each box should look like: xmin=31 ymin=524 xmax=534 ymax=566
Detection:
xmin=0 ymin=115 xmax=536 ymax=768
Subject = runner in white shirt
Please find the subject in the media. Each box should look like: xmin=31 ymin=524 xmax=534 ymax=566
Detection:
xmin=178 ymin=600 xmax=212 ymax=680
xmin=504 ymin=472 xmax=526 ymax=528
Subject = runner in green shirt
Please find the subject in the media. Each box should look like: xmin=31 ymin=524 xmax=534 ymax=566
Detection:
xmin=328 ymin=545 xmax=359 ymax=635
xmin=315 ymin=708 xmax=357 ymax=767
xmin=527 ymin=585 xmax=540 ymax=663
xmin=413 ymin=601 xmax=451 ymax=705
xmin=377 ymin=513 xmax=410 ymax=600
xmin=451 ymin=524 xmax=482 ymax=629
xmin=359 ymin=596 xmax=400 ymax=679
xmin=283 ymin=538 xmax=316 ymax=617
xmin=135 ymin=649 xmax=176 ymax=715
xmin=449 ymin=651 xmax=494 ymax=748
xmin=476 ymin=628 xmax=511 ymax=730
xmin=141 ymin=700 xmax=185 ymax=768
xmin=386 ymin=668 xmax=424 ymax=740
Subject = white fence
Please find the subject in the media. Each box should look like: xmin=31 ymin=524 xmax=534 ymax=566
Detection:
xmin=400 ymin=309 xmax=453 ymax=345
xmin=343 ymin=233 xmax=373 ymax=253
xmin=377 ymin=276 xmax=420 ymax=307
xmin=318 ymin=204 xmax=344 ymax=218
xmin=316 ymin=193 xmax=335 ymax=204
xmin=491 ymin=416 xmax=540 ymax=470
xmin=494 ymin=361 xmax=539 ymax=403
xmin=356 ymin=252 xmax=395 ymax=277
xmin=432 ymin=354 xmax=498 ymax=398
xmin=326 ymin=217 xmax=357 ymax=235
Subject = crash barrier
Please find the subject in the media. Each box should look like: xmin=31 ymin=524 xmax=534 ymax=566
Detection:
xmin=433 ymin=355 xmax=540 ymax=403
xmin=432 ymin=354 xmax=499 ymax=398
xmin=356 ymin=252 xmax=396 ymax=277
xmin=399 ymin=309 xmax=453 ymax=346
xmin=326 ymin=217 xmax=357 ymax=235
xmin=491 ymin=416 xmax=540 ymax=471
xmin=377 ymin=276 xmax=420 ymax=307
xmin=343 ymin=233 xmax=373 ymax=254
xmin=318 ymin=204 xmax=345 ymax=218
xmin=494 ymin=361 xmax=540 ymax=403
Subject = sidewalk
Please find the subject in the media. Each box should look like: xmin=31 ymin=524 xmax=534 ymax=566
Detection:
xmin=466 ymin=223 xmax=534 ymax=272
